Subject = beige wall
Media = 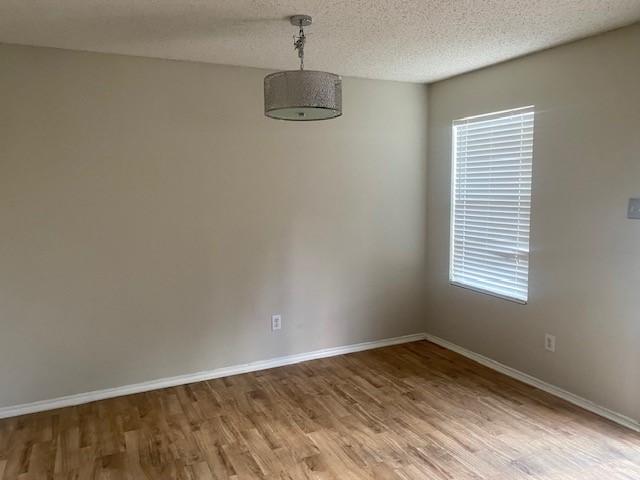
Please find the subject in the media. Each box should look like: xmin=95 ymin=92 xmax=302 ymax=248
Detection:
xmin=0 ymin=44 xmax=429 ymax=407
xmin=426 ymin=24 xmax=640 ymax=422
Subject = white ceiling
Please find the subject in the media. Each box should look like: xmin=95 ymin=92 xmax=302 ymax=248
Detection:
xmin=1 ymin=0 xmax=639 ymax=83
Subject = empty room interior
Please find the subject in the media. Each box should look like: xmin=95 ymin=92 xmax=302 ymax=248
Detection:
xmin=1 ymin=1 xmax=640 ymax=478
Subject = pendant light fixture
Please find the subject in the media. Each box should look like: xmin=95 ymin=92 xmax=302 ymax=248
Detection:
xmin=264 ymin=15 xmax=342 ymax=121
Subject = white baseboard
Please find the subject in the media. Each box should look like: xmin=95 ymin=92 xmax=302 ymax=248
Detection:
xmin=2 ymin=332 xmax=638 ymax=434
xmin=424 ymin=333 xmax=640 ymax=433
xmin=0 ymin=332 xmax=426 ymax=420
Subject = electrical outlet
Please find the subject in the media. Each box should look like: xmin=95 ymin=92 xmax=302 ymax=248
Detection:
xmin=271 ymin=314 xmax=282 ymax=331
xmin=545 ymin=334 xmax=556 ymax=352
xmin=628 ymin=198 xmax=640 ymax=219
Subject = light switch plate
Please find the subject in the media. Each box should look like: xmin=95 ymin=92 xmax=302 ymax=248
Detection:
xmin=628 ymin=198 xmax=640 ymax=219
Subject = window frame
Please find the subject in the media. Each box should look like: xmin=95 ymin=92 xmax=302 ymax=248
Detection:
xmin=448 ymin=106 xmax=535 ymax=305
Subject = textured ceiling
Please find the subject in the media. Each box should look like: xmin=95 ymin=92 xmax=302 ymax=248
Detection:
xmin=1 ymin=1 xmax=639 ymax=82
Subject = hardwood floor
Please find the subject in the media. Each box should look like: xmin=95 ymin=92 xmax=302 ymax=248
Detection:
xmin=1 ymin=340 xmax=639 ymax=479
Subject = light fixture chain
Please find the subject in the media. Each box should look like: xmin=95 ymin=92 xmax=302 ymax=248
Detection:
xmin=294 ymin=23 xmax=306 ymax=70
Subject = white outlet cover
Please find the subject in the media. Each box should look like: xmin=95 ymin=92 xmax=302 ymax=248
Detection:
xmin=271 ymin=314 xmax=282 ymax=331
xmin=628 ymin=198 xmax=640 ymax=219
xmin=545 ymin=334 xmax=556 ymax=352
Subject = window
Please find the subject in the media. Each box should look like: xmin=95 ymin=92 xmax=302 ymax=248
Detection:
xmin=450 ymin=106 xmax=534 ymax=303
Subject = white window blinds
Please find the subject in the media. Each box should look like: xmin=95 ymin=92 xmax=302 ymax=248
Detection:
xmin=450 ymin=106 xmax=534 ymax=303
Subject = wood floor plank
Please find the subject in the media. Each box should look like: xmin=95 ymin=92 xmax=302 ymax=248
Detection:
xmin=1 ymin=340 xmax=639 ymax=479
